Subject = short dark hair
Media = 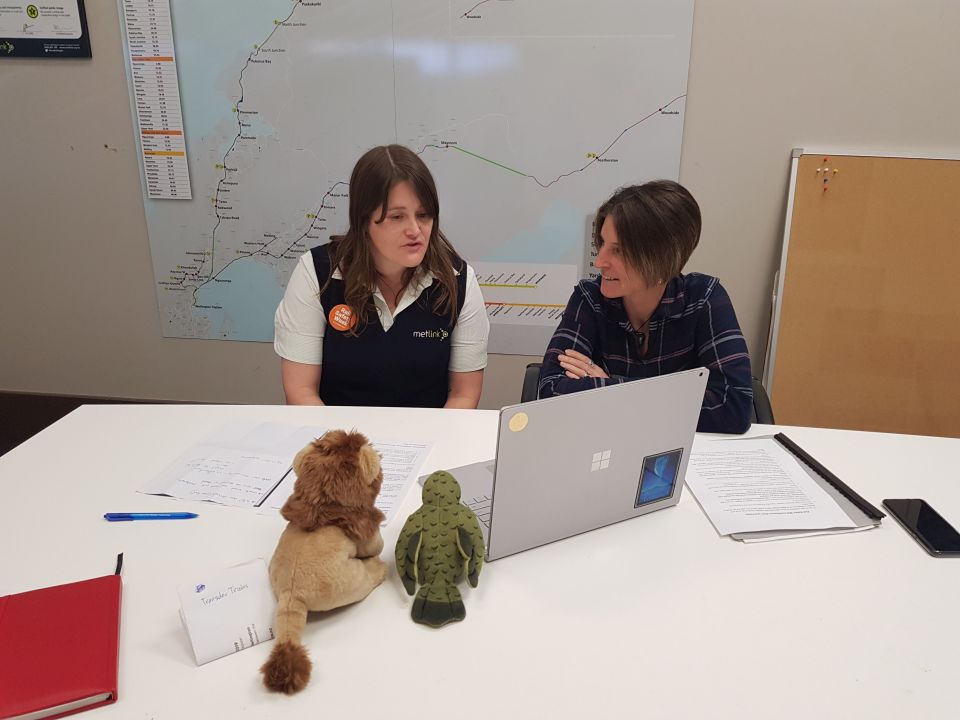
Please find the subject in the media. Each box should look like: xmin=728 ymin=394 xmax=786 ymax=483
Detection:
xmin=594 ymin=180 xmax=701 ymax=283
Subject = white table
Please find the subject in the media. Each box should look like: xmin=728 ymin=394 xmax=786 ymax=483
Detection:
xmin=2 ymin=405 xmax=959 ymax=719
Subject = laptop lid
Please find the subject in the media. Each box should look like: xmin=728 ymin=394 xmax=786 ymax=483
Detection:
xmin=484 ymin=367 xmax=708 ymax=561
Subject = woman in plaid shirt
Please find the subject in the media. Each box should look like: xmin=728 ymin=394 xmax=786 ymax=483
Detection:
xmin=537 ymin=180 xmax=752 ymax=434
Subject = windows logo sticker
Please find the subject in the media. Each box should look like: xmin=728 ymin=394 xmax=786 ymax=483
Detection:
xmin=591 ymin=450 xmax=611 ymax=472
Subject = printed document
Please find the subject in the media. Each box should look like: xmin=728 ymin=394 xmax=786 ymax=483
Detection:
xmin=685 ymin=438 xmax=856 ymax=535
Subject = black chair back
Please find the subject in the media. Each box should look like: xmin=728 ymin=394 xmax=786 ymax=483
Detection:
xmin=520 ymin=363 xmax=541 ymax=403
xmin=751 ymin=377 xmax=775 ymax=424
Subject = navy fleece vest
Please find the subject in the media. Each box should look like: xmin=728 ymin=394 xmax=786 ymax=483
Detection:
xmin=312 ymin=244 xmax=467 ymax=408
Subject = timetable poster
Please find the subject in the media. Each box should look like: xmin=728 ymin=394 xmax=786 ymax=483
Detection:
xmin=0 ymin=1 xmax=92 ymax=58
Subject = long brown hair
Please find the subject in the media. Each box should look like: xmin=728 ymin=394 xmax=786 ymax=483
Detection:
xmin=322 ymin=145 xmax=461 ymax=334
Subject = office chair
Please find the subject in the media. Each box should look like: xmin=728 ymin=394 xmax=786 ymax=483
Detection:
xmin=751 ymin=376 xmax=775 ymax=424
xmin=520 ymin=363 xmax=777 ymax=425
xmin=520 ymin=362 xmax=541 ymax=403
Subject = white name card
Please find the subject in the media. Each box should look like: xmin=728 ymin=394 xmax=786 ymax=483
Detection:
xmin=177 ymin=558 xmax=277 ymax=665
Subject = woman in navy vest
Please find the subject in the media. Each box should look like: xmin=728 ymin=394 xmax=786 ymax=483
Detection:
xmin=274 ymin=145 xmax=489 ymax=407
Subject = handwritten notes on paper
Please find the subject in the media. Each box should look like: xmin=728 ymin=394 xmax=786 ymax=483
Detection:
xmin=167 ymin=448 xmax=290 ymax=506
xmin=685 ymin=438 xmax=856 ymax=536
xmin=141 ymin=421 xmax=431 ymax=523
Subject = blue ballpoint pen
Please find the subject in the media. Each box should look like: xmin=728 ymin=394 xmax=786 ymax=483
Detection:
xmin=103 ymin=512 xmax=199 ymax=521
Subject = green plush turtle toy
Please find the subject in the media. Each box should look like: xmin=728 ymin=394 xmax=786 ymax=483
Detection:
xmin=395 ymin=471 xmax=485 ymax=627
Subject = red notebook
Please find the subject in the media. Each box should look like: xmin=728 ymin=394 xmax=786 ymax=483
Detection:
xmin=0 ymin=572 xmax=121 ymax=720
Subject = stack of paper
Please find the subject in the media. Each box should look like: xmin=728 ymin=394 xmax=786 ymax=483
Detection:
xmin=685 ymin=436 xmax=881 ymax=542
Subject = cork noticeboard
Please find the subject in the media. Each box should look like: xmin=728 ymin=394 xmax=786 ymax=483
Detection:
xmin=767 ymin=152 xmax=960 ymax=438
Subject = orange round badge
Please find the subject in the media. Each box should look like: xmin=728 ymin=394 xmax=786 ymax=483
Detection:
xmin=328 ymin=304 xmax=357 ymax=332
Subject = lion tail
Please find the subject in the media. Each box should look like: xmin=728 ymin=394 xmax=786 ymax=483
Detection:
xmin=260 ymin=592 xmax=311 ymax=694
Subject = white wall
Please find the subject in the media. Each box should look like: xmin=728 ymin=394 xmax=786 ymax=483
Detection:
xmin=3 ymin=1 xmax=959 ymax=410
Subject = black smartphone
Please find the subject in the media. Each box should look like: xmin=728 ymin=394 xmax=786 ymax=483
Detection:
xmin=882 ymin=499 xmax=960 ymax=557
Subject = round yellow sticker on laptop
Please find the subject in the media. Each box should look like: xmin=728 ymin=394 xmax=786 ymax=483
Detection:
xmin=508 ymin=412 xmax=528 ymax=432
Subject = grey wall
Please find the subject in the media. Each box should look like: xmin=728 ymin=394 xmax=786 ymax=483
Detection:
xmin=3 ymin=1 xmax=959 ymax=410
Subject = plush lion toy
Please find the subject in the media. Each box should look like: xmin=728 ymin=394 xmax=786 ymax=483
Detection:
xmin=260 ymin=429 xmax=388 ymax=694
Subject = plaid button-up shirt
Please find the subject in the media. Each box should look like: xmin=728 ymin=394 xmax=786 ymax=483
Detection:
xmin=538 ymin=273 xmax=753 ymax=434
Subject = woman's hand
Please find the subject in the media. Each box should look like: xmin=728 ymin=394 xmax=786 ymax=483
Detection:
xmin=558 ymin=349 xmax=608 ymax=380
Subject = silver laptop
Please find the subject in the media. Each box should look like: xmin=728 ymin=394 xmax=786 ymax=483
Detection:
xmin=451 ymin=367 xmax=708 ymax=561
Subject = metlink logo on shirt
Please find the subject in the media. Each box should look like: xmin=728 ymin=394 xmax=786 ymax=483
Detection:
xmin=412 ymin=329 xmax=449 ymax=341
